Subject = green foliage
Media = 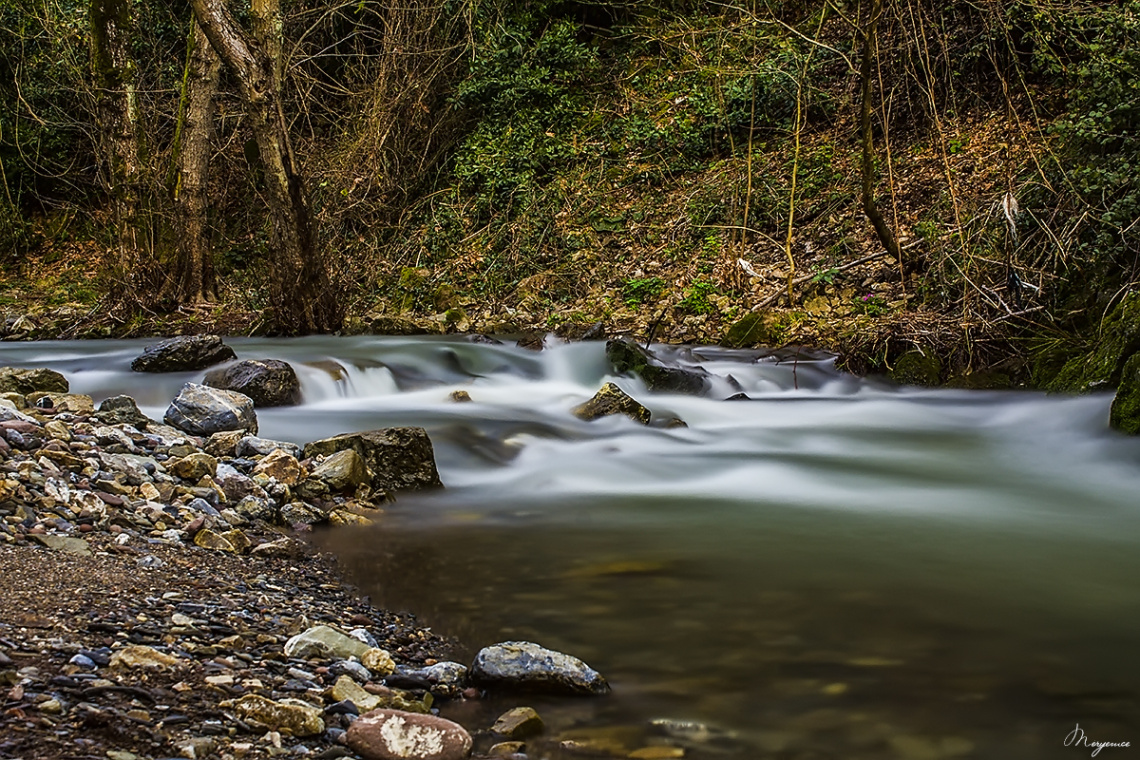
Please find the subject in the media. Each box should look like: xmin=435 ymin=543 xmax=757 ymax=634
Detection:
xmin=623 ymin=276 xmax=665 ymax=306
xmin=853 ymin=293 xmax=889 ymax=316
xmin=678 ymin=279 xmax=716 ymax=314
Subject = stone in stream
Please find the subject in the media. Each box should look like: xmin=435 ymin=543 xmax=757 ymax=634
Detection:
xmin=303 ymin=428 xmax=442 ymax=493
xmin=470 ymin=641 xmax=610 ymax=696
xmin=130 ymin=334 xmax=236 ymax=373
xmin=491 ymin=706 xmax=544 ymax=739
xmin=346 ymin=709 xmax=472 ymax=760
xmin=203 ymin=359 xmax=302 ymax=407
xmin=572 ymin=382 xmax=650 ymax=425
xmin=284 ymin=625 xmax=372 ymax=661
xmin=164 ymin=383 xmax=258 ymax=437
xmin=0 ymin=367 xmax=68 ymax=395
xmin=606 ymin=337 xmax=711 ymax=395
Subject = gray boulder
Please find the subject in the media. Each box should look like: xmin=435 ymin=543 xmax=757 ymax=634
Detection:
xmin=131 ymin=335 xmax=236 ymax=373
xmin=164 ymin=383 xmax=258 ymax=437
xmin=346 ymin=709 xmax=472 ymax=760
xmin=203 ymin=359 xmax=301 ymax=407
xmin=0 ymin=367 xmax=68 ymax=395
xmin=469 ymin=641 xmax=610 ymax=696
xmin=96 ymin=395 xmax=153 ymax=429
xmin=303 ymin=428 xmax=442 ymax=494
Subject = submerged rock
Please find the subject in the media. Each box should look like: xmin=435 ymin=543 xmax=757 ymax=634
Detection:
xmin=203 ymin=359 xmax=302 ymax=407
xmin=572 ymin=383 xmax=650 ymax=425
xmin=131 ymin=334 xmax=236 ymax=373
xmin=606 ymin=338 xmax=710 ymax=395
xmin=164 ymin=383 xmax=258 ymax=437
xmin=470 ymin=641 xmax=610 ymax=696
xmin=492 ymin=706 xmax=544 ymax=739
xmin=303 ymin=428 xmax=441 ymax=493
xmin=0 ymin=367 xmax=68 ymax=395
xmin=346 ymin=709 xmax=472 ymax=760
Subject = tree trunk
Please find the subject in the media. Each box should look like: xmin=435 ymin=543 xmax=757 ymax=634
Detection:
xmin=859 ymin=0 xmax=903 ymax=269
xmin=189 ymin=0 xmax=341 ymax=333
xmin=90 ymin=0 xmax=141 ymax=297
xmin=169 ymin=19 xmax=222 ymax=305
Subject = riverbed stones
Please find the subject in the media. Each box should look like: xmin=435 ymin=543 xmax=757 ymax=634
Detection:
xmin=131 ymin=335 xmax=236 ymax=373
xmin=606 ymin=338 xmax=711 ymax=395
xmin=237 ymin=434 xmax=302 ymax=459
xmin=26 ymin=392 xmax=93 ymax=413
xmin=110 ymin=645 xmax=181 ymax=670
xmin=0 ymin=367 xmax=68 ymax=395
xmin=203 ymin=359 xmax=302 ymax=407
xmin=284 ymin=625 xmax=372 ymax=661
xmin=95 ymin=395 xmax=152 ymax=429
xmin=253 ymin=449 xmax=302 ymax=485
xmin=223 ymin=694 xmax=324 ymax=737
xmin=169 ymin=452 xmax=218 ymax=480
xmin=165 ymin=383 xmax=258 ymax=437
xmin=572 ymin=383 xmax=651 ymax=425
xmin=28 ymin=534 xmax=90 ymax=556
xmin=346 ymin=709 xmax=472 ymax=760
xmin=491 ymin=706 xmax=544 ymax=739
xmin=304 ymin=448 xmax=370 ymax=494
xmin=303 ymin=428 xmax=441 ymax=493
xmin=361 ymin=647 xmax=396 ymax=676
xmin=470 ymin=641 xmax=610 ymax=696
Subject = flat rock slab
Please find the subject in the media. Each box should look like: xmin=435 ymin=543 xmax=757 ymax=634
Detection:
xmin=131 ymin=335 xmax=236 ymax=373
xmin=346 ymin=709 xmax=472 ymax=760
xmin=470 ymin=641 xmax=610 ymax=696
xmin=284 ymin=624 xmax=371 ymax=661
xmin=28 ymin=534 xmax=90 ymax=556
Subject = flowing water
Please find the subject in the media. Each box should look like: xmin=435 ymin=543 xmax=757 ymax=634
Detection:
xmin=4 ymin=336 xmax=1138 ymax=758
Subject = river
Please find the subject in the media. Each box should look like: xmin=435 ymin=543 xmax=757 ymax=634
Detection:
xmin=3 ymin=335 xmax=1137 ymax=758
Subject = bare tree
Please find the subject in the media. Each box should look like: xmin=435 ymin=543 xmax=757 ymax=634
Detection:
xmin=168 ymin=19 xmax=222 ymax=306
xmin=89 ymin=0 xmax=141 ymax=297
xmin=189 ymin=0 xmax=341 ymax=333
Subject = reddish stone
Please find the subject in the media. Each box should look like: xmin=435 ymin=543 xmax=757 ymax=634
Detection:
xmin=346 ymin=709 xmax=472 ymax=760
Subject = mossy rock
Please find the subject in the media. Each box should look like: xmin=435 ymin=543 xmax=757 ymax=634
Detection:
xmin=722 ymin=313 xmax=781 ymax=348
xmin=572 ymin=382 xmax=651 ymax=425
xmin=1110 ymin=352 xmax=1140 ymax=434
xmin=605 ymin=338 xmax=710 ymax=395
xmin=891 ymin=351 xmax=942 ymax=386
xmin=1043 ymin=293 xmax=1140 ymax=393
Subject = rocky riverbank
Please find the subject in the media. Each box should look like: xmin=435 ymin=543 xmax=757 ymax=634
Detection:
xmin=0 ymin=340 xmax=706 ymax=760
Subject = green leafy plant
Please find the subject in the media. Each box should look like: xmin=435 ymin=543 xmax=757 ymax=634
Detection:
xmin=678 ymin=280 xmax=717 ymax=314
xmin=623 ymin=276 xmax=665 ymax=306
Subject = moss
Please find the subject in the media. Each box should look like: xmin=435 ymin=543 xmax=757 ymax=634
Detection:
xmin=1110 ymin=352 xmax=1140 ymax=434
xmin=891 ymin=351 xmax=942 ymax=386
xmin=1044 ymin=293 xmax=1140 ymax=393
xmin=722 ymin=312 xmax=781 ymax=348
xmin=945 ymin=372 xmax=1013 ymax=390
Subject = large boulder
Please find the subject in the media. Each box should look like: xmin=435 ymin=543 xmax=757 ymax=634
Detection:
xmin=469 ymin=641 xmax=610 ymax=696
xmin=346 ymin=709 xmax=472 ymax=760
xmin=164 ymin=383 xmax=258 ymax=437
xmin=572 ymin=383 xmax=650 ymax=425
xmin=203 ymin=359 xmax=301 ymax=407
xmin=131 ymin=335 xmax=236 ymax=373
xmin=606 ymin=338 xmax=710 ymax=395
xmin=303 ymin=428 xmax=441 ymax=493
xmin=0 ymin=367 xmax=68 ymax=395
xmin=95 ymin=395 xmax=153 ymax=429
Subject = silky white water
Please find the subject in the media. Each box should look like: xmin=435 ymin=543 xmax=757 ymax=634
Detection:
xmin=4 ymin=336 xmax=1137 ymax=756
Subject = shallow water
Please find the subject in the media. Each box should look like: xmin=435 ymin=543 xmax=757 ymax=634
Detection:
xmin=5 ymin=336 xmax=1138 ymax=757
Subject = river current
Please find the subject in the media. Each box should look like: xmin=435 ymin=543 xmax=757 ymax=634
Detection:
xmin=3 ymin=335 xmax=1137 ymax=757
